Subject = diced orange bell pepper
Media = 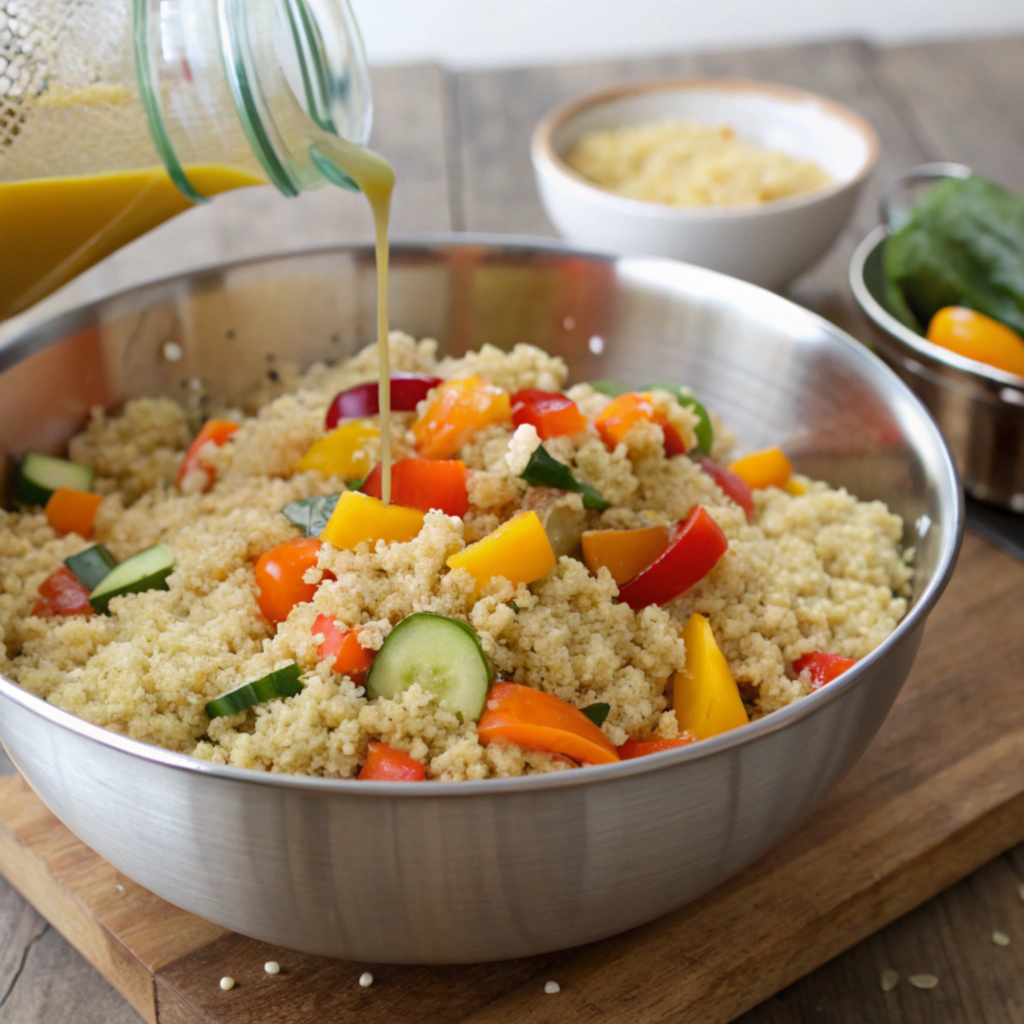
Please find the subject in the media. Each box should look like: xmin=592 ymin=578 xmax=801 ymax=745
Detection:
xmin=616 ymin=735 xmax=695 ymax=759
xmin=412 ymin=377 xmax=512 ymax=459
xmin=298 ymin=419 xmax=381 ymax=480
xmin=446 ymin=510 xmax=555 ymax=593
xmin=31 ymin=567 xmax=93 ymax=618
xmin=595 ymin=392 xmax=688 ymax=456
xmin=728 ymin=447 xmax=793 ymax=491
xmin=361 ymin=458 xmax=470 ymax=517
xmin=44 ymin=487 xmax=103 ymax=538
xmin=673 ymin=613 xmax=749 ymax=741
xmin=320 ymin=491 xmax=425 ymax=551
xmin=581 ymin=524 xmax=670 ymax=586
xmin=478 ymin=683 xmax=620 ymax=765
xmin=176 ymin=419 xmax=239 ymax=491
xmin=358 ymin=742 xmax=427 ymax=781
xmin=511 ymin=389 xmax=587 ymax=439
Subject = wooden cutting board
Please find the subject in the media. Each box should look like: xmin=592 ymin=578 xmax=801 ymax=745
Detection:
xmin=0 ymin=530 xmax=1022 ymax=1024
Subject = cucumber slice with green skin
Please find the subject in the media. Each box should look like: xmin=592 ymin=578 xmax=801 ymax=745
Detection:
xmin=16 ymin=453 xmax=94 ymax=506
xmin=365 ymin=612 xmax=494 ymax=723
xmin=643 ymin=383 xmax=714 ymax=457
xmin=206 ymin=663 xmax=304 ymax=719
xmin=64 ymin=545 xmax=118 ymax=591
xmin=89 ymin=544 xmax=175 ymax=614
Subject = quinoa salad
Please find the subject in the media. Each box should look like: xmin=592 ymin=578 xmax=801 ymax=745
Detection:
xmin=0 ymin=336 xmax=913 ymax=781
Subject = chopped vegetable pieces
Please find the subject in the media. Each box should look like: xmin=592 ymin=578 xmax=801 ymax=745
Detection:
xmin=581 ymin=524 xmax=670 ymax=586
xmin=478 ymin=683 xmax=620 ymax=765
xmin=520 ymin=445 xmax=609 ymax=510
xmin=642 ymin=383 xmax=714 ymax=457
xmin=595 ymin=392 xmax=688 ymax=456
xmin=616 ymin=736 xmax=695 ymax=759
xmin=412 ymin=376 xmax=512 ymax=458
xmin=361 ymin=458 xmax=470 ymax=517
xmin=617 ymin=506 xmax=728 ymax=609
xmin=698 ymin=457 xmax=756 ymax=520
xmin=313 ymin=614 xmax=375 ymax=681
xmin=44 ymin=487 xmax=103 ymax=538
xmin=446 ymin=511 xmax=556 ymax=594
xmin=358 ymin=742 xmax=427 ymax=781
xmin=64 ymin=545 xmax=118 ymax=591
xmin=17 ymin=452 xmax=94 ymax=506
xmin=89 ymin=544 xmax=175 ymax=615
xmin=254 ymin=538 xmax=327 ymax=624
xmin=326 ymin=374 xmax=442 ymax=429
xmin=175 ymin=419 xmax=239 ymax=491
xmin=205 ymin=664 xmax=303 ymax=718
xmin=581 ymin=702 xmax=611 ymax=727
xmin=365 ymin=612 xmax=493 ymax=722
xmin=673 ymin=614 xmax=749 ymax=740
xmin=728 ymin=448 xmax=793 ymax=491
xmin=926 ymin=307 xmax=1024 ymax=378
xmin=793 ymin=651 xmax=857 ymax=691
xmin=31 ymin=567 xmax=93 ymax=618
xmin=297 ymin=419 xmax=380 ymax=480
xmin=319 ymin=491 xmax=425 ymax=551
xmin=511 ymin=389 xmax=587 ymax=439
xmin=282 ymin=494 xmax=342 ymax=538
xmin=588 ymin=380 xmax=628 ymax=397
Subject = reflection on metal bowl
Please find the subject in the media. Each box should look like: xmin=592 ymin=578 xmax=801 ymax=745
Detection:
xmin=0 ymin=238 xmax=961 ymax=963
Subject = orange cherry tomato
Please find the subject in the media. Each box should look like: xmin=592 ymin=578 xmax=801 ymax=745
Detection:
xmin=926 ymin=307 xmax=1024 ymax=378
xmin=254 ymin=538 xmax=332 ymax=624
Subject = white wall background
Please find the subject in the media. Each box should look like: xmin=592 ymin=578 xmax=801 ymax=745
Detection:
xmin=351 ymin=0 xmax=1022 ymax=68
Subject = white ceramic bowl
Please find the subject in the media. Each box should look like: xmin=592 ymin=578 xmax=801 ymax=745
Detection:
xmin=532 ymin=78 xmax=880 ymax=291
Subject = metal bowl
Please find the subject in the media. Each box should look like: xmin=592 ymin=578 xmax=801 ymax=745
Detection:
xmin=0 ymin=238 xmax=961 ymax=963
xmin=851 ymin=223 xmax=1024 ymax=510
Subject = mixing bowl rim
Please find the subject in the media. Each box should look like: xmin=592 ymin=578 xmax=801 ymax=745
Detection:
xmin=0 ymin=234 xmax=963 ymax=795
xmin=531 ymin=75 xmax=881 ymax=222
xmin=849 ymin=224 xmax=1024 ymax=395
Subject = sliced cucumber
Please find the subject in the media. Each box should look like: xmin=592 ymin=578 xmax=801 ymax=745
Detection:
xmin=89 ymin=544 xmax=175 ymax=615
xmin=206 ymin=664 xmax=304 ymax=719
xmin=365 ymin=612 xmax=494 ymax=723
xmin=643 ymin=382 xmax=714 ymax=457
xmin=64 ymin=545 xmax=118 ymax=591
xmin=16 ymin=452 xmax=94 ymax=506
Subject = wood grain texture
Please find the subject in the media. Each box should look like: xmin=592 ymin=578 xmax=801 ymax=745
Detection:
xmin=0 ymin=530 xmax=1023 ymax=1024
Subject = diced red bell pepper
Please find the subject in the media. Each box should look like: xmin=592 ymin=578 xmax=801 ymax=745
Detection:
xmin=698 ymin=457 xmax=755 ymax=521
xmin=793 ymin=652 xmax=857 ymax=691
xmin=511 ymin=389 xmax=587 ymax=439
xmin=358 ymin=742 xmax=427 ymax=781
xmin=616 ymin=735 xmax=695 ymax=759
xmin=31 ymin=567 xmax=93 ymax=618
xmin=326 ymin=375 xmax=443 ymax=430
xmin=176 ymin=419 xmax=239 ymax=491
xmin=617 ymin=505 xmax=728 ymax=609
xmin=361 ymin=458 xmax=470 ymax=518
xmin=313 ymin=614 xmax=375 ymax=681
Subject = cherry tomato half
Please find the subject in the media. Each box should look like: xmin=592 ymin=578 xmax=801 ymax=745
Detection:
xmin=255 ymin=538 xmax=332 ymax=624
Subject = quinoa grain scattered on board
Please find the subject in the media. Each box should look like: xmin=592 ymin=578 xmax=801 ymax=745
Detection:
xmin=880 ymin=969 xmax=899 ymax=992
xmin=992 ymin=931 xmax=1011 ymax=947
xmin=909 ymin=974 xmax=939 ymax=990
xmin=219 ymin=977 xmax=235 ymax=991
xmin=359 ymin=972 xmax=374 ymax=988
xmin=0 ymin=337 xmax=912 ymax=779
xmin=544 ymin=980 xmax=561 ymax=994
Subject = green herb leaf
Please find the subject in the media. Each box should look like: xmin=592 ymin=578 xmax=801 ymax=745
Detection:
xmin=581 ymin=702 xmax=611 ymax=727
xmin=643 ymin=382 xmax=714 ymax=457
xmin=588 ymin=380 xmax=628 ymax=397
xmin=282 ymin=494 xmax=341 ymax=538
xmin=521 ymin=445 xmax=610 ymax=510
xmin=346 ymin=478 xmax=366 ymax=491
xmin=507 ymin=600 xmax=520 ymax=613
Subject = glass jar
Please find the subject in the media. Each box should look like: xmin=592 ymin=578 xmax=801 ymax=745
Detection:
xmin=0 ymin=0 xmax=372 ymax=317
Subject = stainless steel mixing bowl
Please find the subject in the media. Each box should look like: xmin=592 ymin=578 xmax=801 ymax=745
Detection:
xmin=0 ymin=238 xmax=961 ymax=963
xmin=851 ymin=224 xmax=1024 ymax=510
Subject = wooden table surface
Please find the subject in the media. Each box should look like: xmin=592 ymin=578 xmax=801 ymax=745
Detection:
xmin=2 ymin=34 xmax=1024 ymax=1024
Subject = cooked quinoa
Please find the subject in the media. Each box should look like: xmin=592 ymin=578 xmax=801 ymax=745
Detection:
xmin=0 ymin=335 xmax=912 ymax=780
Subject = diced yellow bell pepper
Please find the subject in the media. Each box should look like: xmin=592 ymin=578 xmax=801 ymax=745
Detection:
xmin=446 ymin=510 xmax=556 ymax=593
xmin=784 ymin=478 xmax=807 ymax=496
xmin=673 ymin=613 xmax=749 ymax=741
xmin=728 ymin=447 xmax=793 ymax=490
xmin=320 ymin=491 xmax=425 ymax=550
xmin=298 ymin=420 xmax=380 ymax=479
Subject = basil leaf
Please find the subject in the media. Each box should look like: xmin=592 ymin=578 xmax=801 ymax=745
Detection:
xmin=588 ymin=380 xmax=628 ymax=397
xmin=521 ymin=445 xmax=610 ymax=511
xmin=581 ymin=702 xmax=610 ymax=727
xmin=643 ymin=382 xmax=714 ymax=457
xmin=282 ymin=494 xmax=341 ymax=538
